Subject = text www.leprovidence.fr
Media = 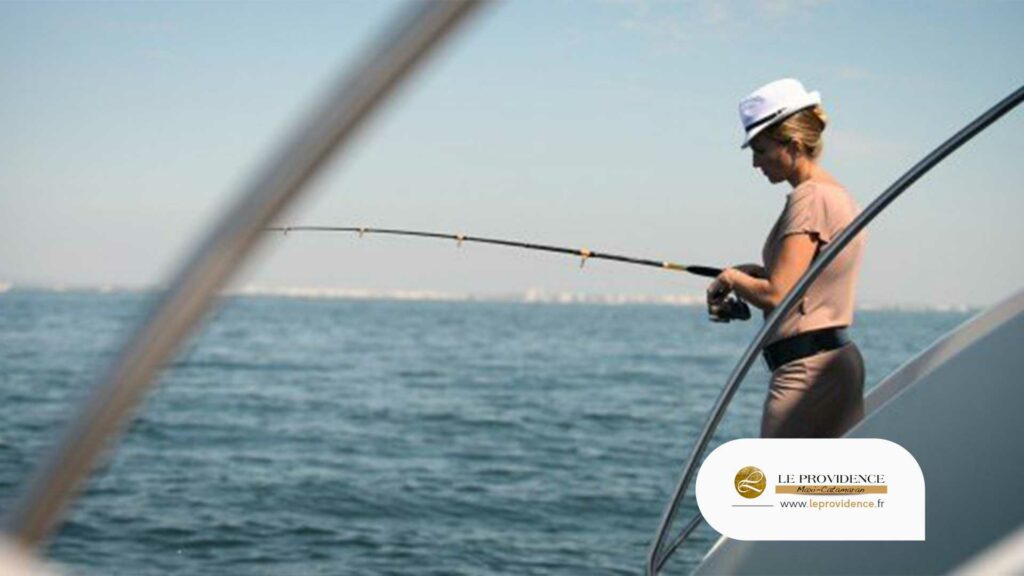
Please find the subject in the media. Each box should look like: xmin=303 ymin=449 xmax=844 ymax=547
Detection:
xmin=779 ymin=498 xmax=886 ymax=509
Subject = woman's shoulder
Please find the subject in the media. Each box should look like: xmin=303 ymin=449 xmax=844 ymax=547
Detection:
xmin=788 ymin=178 xmax=853 ymax=207
xmin=785 ymin=178 xmax=861 ymax=237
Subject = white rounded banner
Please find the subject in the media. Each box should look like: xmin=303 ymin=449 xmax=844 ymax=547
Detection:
xmin=696 ymin=439 xmax=925 ymax=541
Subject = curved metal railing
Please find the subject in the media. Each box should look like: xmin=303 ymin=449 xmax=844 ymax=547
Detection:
xmin=646 ymin=82 xmax=1024 ymax=575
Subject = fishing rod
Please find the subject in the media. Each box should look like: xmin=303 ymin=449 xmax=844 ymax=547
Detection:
xmin=267 ymin=225 xmax=724 ymax=278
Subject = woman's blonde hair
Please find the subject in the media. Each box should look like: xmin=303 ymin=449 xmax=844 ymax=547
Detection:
xmin=765 ymin=105 xmax=828 ymax=159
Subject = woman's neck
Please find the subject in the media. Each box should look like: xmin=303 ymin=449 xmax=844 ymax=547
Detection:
xmin=787 ymin=157 xmax=832 ymax=188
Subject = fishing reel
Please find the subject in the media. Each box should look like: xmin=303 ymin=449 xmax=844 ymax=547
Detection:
xmin=708 ymin=295 xmax=752 ymax=323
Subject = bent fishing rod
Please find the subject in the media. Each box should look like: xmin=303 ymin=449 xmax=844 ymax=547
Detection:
xmin=267 ymin=225 xmax=724 ymax=278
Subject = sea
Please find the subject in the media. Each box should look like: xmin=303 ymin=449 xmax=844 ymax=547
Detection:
xmin=0 ymin=289 xmax=973 ymax=575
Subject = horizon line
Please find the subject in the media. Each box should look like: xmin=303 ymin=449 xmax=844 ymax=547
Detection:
xmin=0 ymin=282 xmax=982 ymax=312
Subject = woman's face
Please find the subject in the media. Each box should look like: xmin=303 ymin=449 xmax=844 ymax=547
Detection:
xmin=749 ymin=134 xmax=795 ymax=184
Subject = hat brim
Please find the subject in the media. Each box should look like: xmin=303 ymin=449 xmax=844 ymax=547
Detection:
xmin=740 ymin=91 xmax=821 ymax=149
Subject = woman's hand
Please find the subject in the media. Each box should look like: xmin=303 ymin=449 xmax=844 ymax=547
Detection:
xmin=707 ymin=269 xmax=738 ymax=321
xmin=707 ymin=269 xmax=735 ymax=304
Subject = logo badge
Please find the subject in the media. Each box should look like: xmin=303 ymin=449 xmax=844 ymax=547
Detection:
xmin=698 ymin=439 xmax=926 ymax=541
xmin=734 ymin=466 xmax=766 ymax=499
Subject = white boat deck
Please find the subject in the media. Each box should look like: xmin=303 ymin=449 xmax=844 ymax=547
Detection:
xmin=693 ymin=289 xmax=1024 ymax=575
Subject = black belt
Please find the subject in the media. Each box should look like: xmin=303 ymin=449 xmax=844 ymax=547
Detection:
xmin=763 ymin=327 xmax=850 ymax=372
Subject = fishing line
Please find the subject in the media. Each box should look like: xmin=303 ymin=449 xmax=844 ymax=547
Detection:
xmin=267 ymin=225 xmax=724 ymax=278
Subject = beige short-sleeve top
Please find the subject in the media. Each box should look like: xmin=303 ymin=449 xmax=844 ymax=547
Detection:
xmin=762 ymin=180 xmax=865 ymax=343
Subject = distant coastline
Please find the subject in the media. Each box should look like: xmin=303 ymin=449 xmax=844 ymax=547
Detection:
xmin=0 ymin=282 xmax=980 ymax=312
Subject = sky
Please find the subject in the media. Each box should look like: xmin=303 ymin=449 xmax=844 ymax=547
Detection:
xmin=1 ymin=0 xmax=1022 ymax=307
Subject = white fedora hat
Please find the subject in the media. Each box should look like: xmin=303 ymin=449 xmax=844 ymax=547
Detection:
xmin=738 ymin=78 xmax=821 ymax=148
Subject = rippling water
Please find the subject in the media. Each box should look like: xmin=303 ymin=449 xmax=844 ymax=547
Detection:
xmin=0 ymin=291 xmax=972 ymax=574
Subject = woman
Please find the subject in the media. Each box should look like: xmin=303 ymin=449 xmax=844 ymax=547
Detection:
xmin=706 ymin=78 xmax=866 ymax=438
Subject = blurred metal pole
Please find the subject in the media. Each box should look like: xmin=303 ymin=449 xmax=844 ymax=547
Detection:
xmin=2 ymin=0 xmax=486 ymax=548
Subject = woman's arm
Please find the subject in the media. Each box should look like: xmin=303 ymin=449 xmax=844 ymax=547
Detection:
xmin=733 ymin=263 xmax=767 ymax=279
xmin=708 ymin=234 xmax=818 ymax=313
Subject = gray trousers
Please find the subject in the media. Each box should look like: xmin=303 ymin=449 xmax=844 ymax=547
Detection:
xmin=760 ymin=342 xmax=865 ymax=438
